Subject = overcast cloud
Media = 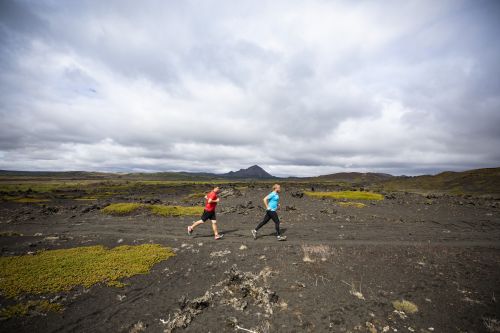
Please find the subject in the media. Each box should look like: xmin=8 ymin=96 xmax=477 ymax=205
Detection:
xmin=1 ymin=0 xmax=499 ymax=176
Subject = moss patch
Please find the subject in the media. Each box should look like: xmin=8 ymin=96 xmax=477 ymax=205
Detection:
xmin=101 ymin=203 xmax=143 ymax=215
xmin=392 ymin=299 xmax=418 ymax=314
xmin=337 ymin=202 xmax=367 ymax=208
xmin=0 ymin=244 xmax=175 ymax=298
xmin=74 ymin=197 xmax=98 ymax=201
xmin=0 ymin=300 xmax=63 ymax=319
xmin=101 ymin=203 xmax=203 ymax=217
xmin=304 ymin=191 xmax=383 ymax=200
xmin=148 ymin=205 xmax=204 ymax=217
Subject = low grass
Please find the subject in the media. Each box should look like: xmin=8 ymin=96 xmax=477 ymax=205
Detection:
xmin=101 ymin=203 xmax=203 ymax=217
xmin=1 ymin=196 xmax=50 ymax=203
xmin=304 ymin=191 xmax=384 ymax=200
xmin=337 ymin=202 xmax=367 ymax=208
xmin=12 ymin=198 xmax=50 ymax=203
xmin=0 ymin=300 xmax=63 ymax=319
xmin=392 ymin=299 xmax=418 ymax=314
xmin=147 ymin=205 xmax=204 ymax=217
xmin=0 ymin=244 xmax=175 ymax=298
xmin=74 ymin=197 xmax=98 ymax=201
xmin=101 ymin=203 xmax=143 ymax=215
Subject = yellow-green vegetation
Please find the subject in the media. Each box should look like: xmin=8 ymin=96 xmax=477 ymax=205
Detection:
xmin=337 ymin=202 xmax=367 ymax=208
xmin=101 ymin=203 xmax=143 ymax=215
xmin=392 ymin=299 xmax=418 ymax=314
xmin=101 ymin=203 xmax=203 ymax=217
xmin=74 ymin=197 xmax=98 ymax=201
xmin=304 ymin=191 xmax=384 ymax=200
xmin=0 ymin=244 xmax=175 ymax=298
xmin=12 ymin=198 xmax=50 ymax=203
xmin=148 ymin=205 xmax=204 ymax=217
xmin=182 ymin=192 xmax=206 ymax=201
xmin=0 ymin=300 xmax=63 ymax=319
xmin=1 ymin=196 xmax=50 ymax=203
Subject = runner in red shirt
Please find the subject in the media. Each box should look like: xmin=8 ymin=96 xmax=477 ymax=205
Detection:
xmin=187 ymin=186 xmax=223 ymax=240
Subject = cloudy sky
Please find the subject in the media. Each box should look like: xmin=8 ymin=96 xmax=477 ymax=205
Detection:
xmin=1 ymin=0 xmax=499 ymax=176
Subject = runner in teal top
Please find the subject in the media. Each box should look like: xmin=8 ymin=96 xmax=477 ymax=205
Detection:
xmin=251 ymin=184 xmax=287 ymax=241
xmin=266 ymin=191 xmax=279 ymax=211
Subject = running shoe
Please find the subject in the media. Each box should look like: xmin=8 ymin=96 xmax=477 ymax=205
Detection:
xmin=187 ymin=226 xmax=193 ymax=235
xmin=215 ymin=234 xmax=224 ymax=240
xmin=251 ymin=229 xmax=257 ymax=240
xmin=277 ymin=235 xmax=287 ymax=241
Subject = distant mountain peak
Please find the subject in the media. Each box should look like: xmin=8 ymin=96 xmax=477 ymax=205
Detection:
xmin=223 ymin=165 xmax=274 ymax=179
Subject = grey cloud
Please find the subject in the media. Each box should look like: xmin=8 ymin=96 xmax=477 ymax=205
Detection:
xmin=0 ymin=0 xmax=499 ymax=176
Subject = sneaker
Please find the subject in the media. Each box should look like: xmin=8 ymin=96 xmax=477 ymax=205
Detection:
xmin=251 ymin=230 xmax=257 ymax=240
xmin=277 ymin=235 xmax=287 ymax=241
xmin=187 ymin=226 xmax=193 ymax=235
xmin=215 ymin=234 xmax=224 ymax=240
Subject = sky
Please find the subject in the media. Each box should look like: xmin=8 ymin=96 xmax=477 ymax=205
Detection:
xmin=1 ymin=0 xmax=499 ymax=177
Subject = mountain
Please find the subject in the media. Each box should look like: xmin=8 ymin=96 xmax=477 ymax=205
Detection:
xmin=382 ymin=167 xmax=500 ymax=195
xmin=221 ymin=165 xmax=275 ymax=179
xmin=311 ymin=172 xmax=394 ymax=183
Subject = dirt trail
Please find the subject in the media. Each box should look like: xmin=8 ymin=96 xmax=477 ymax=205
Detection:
xmin=1 ymin=187 xmax=499 ymax=332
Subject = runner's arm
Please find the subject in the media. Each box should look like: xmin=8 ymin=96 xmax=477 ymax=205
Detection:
xmin=263 ymin=196 xmax=269 ymax=210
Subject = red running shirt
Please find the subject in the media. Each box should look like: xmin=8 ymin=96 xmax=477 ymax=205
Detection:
xmin=205 ymin=191 xmax=218 ymax=212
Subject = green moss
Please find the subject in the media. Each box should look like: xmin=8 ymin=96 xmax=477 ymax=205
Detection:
xmin=392 ymin=299 xmax=418 ymax=314
xmin=147 ymin=205 xmax=204 ymax=217
xmin=13 ymin=198 xmax=50 ymax=203
xmin=0 ymin=244 xmax=175 ymax=298
xmin=74 ymin=197 xmax=98 ymax=201
xmin=304 ymin=191 xmax=384 ymax=200
xmin=0 ymin=300 xmax=63 ymax=319
xmin=101 ymin=203 xmax=204 ymax=217
xmin=337 ymin=202 xmax=366 ymax=208
xmin=101 ymin=203 xmax=143 ymax=215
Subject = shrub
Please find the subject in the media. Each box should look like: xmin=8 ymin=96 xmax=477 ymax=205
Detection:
xmin=392 ymin=299 xmax=418 ymax=313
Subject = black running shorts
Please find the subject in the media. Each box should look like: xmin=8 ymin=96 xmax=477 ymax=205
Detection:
xmin=200 ymin=210 xmax=216 ymax=222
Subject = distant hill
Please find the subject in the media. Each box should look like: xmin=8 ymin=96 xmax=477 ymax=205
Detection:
xmin=221 ymin=165 xmax=275 ymax=179
xmin=382 ymin=167 xmax=500 ymax=195
xmin=311 ymin=172 xmax=394 ymax=183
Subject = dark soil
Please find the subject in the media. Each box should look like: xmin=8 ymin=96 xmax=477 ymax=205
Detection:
xmin=0 ymin=185 xmax=499 ymax=332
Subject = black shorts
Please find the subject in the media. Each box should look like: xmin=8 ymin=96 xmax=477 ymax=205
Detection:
xmin=200 ymin=210 xmax=216 ymax=222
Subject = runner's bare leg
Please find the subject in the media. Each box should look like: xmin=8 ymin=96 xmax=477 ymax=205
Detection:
xmin=191 ymin=220 xmax=204 ymax=230
xmin=211 ymin=220 xmax=219 ymax=236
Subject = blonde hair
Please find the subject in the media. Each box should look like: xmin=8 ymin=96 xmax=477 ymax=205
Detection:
xmin=272 ymin=184 xmax=280 ymax=191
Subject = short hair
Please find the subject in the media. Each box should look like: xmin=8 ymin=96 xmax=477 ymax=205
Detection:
xmin=272 ymin=184 xmax=280 ymax=190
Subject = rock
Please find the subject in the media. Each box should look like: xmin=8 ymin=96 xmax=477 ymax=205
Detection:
xmin=285 ymin=205 xmax=297 ymax=211
xmin=81 ymin=204 xmax=101 ymax=214
xmin=291 ymin=191 xmax=304 ymax=198
xmin=219 ymin=188 xmax=242 ymax=198
xmin=143 ymin=198 xmax=162 ymax=204
xmin=42 ymin=206 xmax=59 ymax=215
xmin=320 ymin=208 xmax=337 ymax=214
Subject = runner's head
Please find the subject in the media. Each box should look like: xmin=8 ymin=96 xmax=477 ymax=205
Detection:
xmin=273 ymin=184 xmax=281 ymax=193
xmin=213 ymin=186 xmax=220 ymax=193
